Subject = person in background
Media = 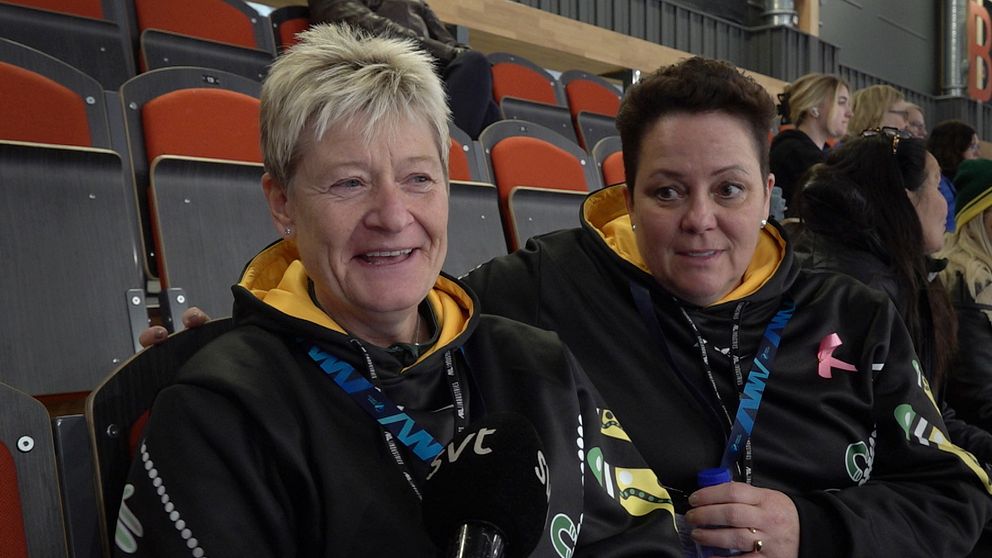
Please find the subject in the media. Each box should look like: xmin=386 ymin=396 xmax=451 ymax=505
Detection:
xmin=906 ymin=103 xmax=928 ymax=139
xmin=118 ymin=24 xmax=682 ymax=558
xmin=795 ymin=130 xmax=992 ymax=469
xmin=464 ymin=57 xmax=992 ymax=557
xmin=929 ymin=120 xmax=982 ymax=232
xmin=769 ymin=72 xmax=851 ymax=216
xmin=308 ymin=0 xmax=499 ymax=138
xmin=939 ymin=159 xmax=992 ymax=439
xmin=846 ymin=84 xmax=912 ymax=140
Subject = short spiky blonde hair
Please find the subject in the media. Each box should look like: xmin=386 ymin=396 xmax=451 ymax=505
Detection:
xmin=260 ymin=24 xmax=451 ymax=189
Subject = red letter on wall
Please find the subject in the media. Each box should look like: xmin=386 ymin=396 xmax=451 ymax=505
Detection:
xmin=969 ymin=0 xmax=992 ymax=102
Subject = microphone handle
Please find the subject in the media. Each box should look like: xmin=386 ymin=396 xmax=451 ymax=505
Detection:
xmin=446 ymin=522 xmax=506 ymax=558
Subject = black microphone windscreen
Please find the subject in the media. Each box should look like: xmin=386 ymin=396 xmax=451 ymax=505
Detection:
xmin=421 ymin=413 xmax=550 ymax=558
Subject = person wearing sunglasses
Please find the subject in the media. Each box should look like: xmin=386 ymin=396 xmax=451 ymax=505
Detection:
xmin=770 ymin=72 xmax=852 ymax=217
xmin=845 ymin=84 xmax=913 ymax=142
xmin=929 ymin=120 xmax=983 ymax=232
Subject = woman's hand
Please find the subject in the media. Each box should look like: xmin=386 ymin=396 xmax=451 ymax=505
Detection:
xmin=138 ymin=307 xmax=210 ymax=347
xmin=684 ymin=482 xmax=799 ymax=558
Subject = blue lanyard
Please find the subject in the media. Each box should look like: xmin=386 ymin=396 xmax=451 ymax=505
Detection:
xmin=719 ymin=298 xmax=795 ymax=471
xmin=629 ymin=281 xmax=795 ymax=479
xmin=305 ymin=343 xmax=446 ymax=461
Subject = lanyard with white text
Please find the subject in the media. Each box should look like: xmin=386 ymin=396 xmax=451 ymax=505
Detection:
xmin=718 ymin=298 xmax=795 ymax=474
xmin=302 ymin=341 xmax=467 ymax=498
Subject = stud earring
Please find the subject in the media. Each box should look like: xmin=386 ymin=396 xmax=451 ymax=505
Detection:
xmin=284 ymin=226 xmax=293 ymax=236
xmin=760 ymin=219 xmax=768 ymax=228
xmin=631 ymin=224 xmax=637 ymax=231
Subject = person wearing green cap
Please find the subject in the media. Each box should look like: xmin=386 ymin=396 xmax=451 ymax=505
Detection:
xmin=939 ymin=158 xmax=992 ymax=439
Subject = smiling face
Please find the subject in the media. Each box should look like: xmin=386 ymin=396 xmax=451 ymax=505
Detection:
xmin=263 ymin=114 xmax=448 ymax=345
xmin=625 ymin=111 xmax=773 ymax=307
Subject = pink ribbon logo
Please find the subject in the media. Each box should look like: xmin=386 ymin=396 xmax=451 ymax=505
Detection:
xmin=818 ymin=333 xmax=858 ymax=379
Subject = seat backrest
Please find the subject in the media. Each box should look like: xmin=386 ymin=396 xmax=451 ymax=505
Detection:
xmin=149 ymin=156 xmax=275 ymax=318
xmin=507 ymin=187 xmax=586 ymax=247
xmin=1 ymin=0 xmax=108 ymax=19
xmin=86 ymin=318 xmax=235 ymax=557
xmin=487 ymin=52 xmax=563 ymax=107
xmin=120 ymin=67 xmax=262 ymax=275
xmin=559 ymin=69 xmax=621 ymax=120
xmin=448 ymin=122 xmax=488 ymax=182
xmin=0 ymin=38 xmax=110 ymax=148
xmin=270 ymin=4 xmax=309 ymax=52
xmin=0 ymin=382 xmax=69 ymax=558
xmin=478 ymin=120 xmax=601 ymax=250
xmin=122 ymin=67 xmax=262 ymax=178
xmin=0 ymin=142 xmax=145 ymax=396
xmin=132 ymin=0 xmax=266 ymax=50
xmin=446 ymin=181 xmax=506 ymax=276
xmin=592 ymin=135 xmax=625 ymax=187
xmin=0 ymin=3 xmax=135 ymax=90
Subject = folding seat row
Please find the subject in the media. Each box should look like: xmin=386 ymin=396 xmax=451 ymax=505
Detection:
xmin=0 ymin=0 xmax=291 ymax=88
xmin=488 ymin=52 xmax=623 ymax=151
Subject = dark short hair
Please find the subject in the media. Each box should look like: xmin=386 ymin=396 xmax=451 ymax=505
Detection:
xmin=616 ymin=57 xmax=776 ymax=194
xmin=926 ymin=120 xmax=976 ymax=179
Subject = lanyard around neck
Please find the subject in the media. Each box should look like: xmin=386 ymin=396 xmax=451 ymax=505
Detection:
xmin=302 ymin=339 xmax=467 ymax=499
xmin=629 ymin=281 xmax=795 ymax=482
xmin=718 ymin=298 xmax=795 ymax=473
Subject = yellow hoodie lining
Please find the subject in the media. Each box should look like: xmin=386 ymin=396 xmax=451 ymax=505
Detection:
xmin=238 ymin=241 xmax=473 ymax=368
xmin=584 ymin=185 xmax=785 ymax=306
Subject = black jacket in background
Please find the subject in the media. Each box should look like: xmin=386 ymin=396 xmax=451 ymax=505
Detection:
xmin=769 ymin=129 xmax=825 ymax=216
xmin=308 ymin=0 xmax=465 ymax=65
xmin=945 ymin=273 xmax=992 ymax=436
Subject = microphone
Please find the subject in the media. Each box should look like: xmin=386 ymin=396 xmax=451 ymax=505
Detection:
xmin=422 ymin=413 xmax=551 ymax=558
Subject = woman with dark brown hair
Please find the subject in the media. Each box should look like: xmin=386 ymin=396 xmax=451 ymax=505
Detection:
xmin=928 ymin=120 xmax=981 ymax=231
xmin=796 ymin=131 xmax=992 ymax=466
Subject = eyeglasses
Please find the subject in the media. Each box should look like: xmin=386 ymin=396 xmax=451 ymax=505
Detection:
xmin=861 ymin=126 xmax=912 ymax=154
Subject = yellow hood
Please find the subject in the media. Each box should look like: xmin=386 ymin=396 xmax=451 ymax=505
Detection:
xmin=238 ymin=240 xmax=473 ymax=365
xmin=583 ymin=185 xmax=786 ymax=305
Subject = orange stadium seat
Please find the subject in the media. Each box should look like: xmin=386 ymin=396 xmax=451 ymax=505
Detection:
xmin=487 ymin=52 xmax=578 ymax=144
xmin=1 ymin=0 xmax=104 ymax=19
xmin=120 ymin=66 xmax=262 ymax=279
xmin=0 ymin=38 xmax=111 ymax=148
xmin=592 ymin=135 xmax=625 ymax=187
xmin=269 ymin=4 xmax=310 ymax=52
xmin=448 ymin=122 xmax=489 ymax=182
xmin=0 ymin=1 xmax=134 ymax=89
xmin=479 ymin=120 xmax=601 ymax=250
xmin=133 ymin=0 xmax=275 ymax=81
xmin=0 ymin=382 xmax=68 ymax=558
xmin=559 ymin=69 xmax=622 ymax=150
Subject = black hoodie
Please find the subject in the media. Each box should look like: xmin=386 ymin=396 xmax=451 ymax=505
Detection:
xmin=116 ymin=240 xmax=682 ymax=558
xmin=465 ymin=185 xmax=992 ymax=557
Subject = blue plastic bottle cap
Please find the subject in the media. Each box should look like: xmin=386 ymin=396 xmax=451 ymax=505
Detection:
xmin=697 ymin=467 xmax=732 ymax=488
